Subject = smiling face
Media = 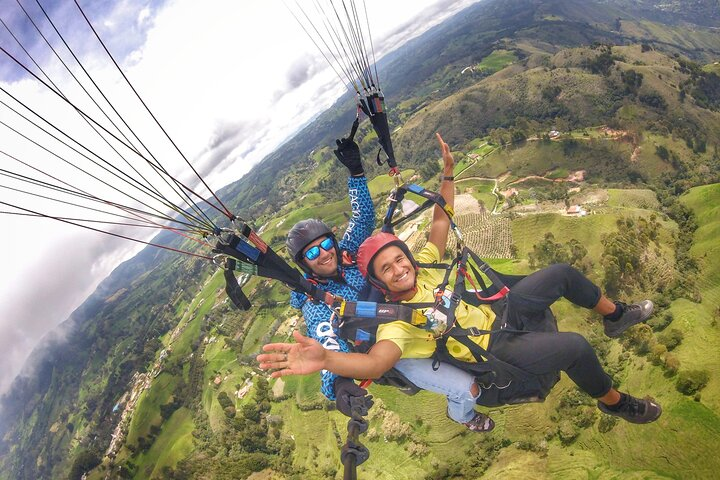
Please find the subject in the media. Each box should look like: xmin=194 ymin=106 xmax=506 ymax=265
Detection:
xmin=302 ymin=236 xmax=338 ymax=277
xmin=371 ymin=245 xmax=417 ymax=294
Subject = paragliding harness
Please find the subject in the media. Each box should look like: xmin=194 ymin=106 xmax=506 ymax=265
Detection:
xmin=335 ymin=183 xmax=561 ymax=407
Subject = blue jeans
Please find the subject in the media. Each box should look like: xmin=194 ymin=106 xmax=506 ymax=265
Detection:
xmin=394 ymin=358 xmax=479 ymax=423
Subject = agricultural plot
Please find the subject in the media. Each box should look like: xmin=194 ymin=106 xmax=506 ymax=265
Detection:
xmin=451 ymin=212 xmax=514 ymax=258
xmin=457 ymin=178 xmax=498 ymax=211
xmin=476 ymin=49 xmax=518 ymax=74
xmin=607 ymin=188 xmax=661 ymax=210
xmin=409 ymin=211 xmax=514 ymax=259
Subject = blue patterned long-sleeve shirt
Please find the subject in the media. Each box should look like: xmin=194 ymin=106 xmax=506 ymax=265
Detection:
xmin=290 ymin=175 xmax=375 ymax=400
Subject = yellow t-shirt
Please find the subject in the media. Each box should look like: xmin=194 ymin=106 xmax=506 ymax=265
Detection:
xmin=376 ymin=242 xmax=496 ymax=362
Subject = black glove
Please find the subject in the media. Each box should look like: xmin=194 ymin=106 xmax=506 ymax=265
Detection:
xmin=334 ymin=118 xmax=364 ymax=176
xmin=335 ymin=377 xmax=371 ymax=417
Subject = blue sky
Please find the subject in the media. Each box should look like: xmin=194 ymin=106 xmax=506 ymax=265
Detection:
xmin=0 ymin=0 xmax=478 ymax=395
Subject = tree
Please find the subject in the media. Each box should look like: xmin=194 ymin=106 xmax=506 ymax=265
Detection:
xmin=528 ymin=233 xmax=589 ymax=271
xmin=584 ymin=50 xmax=615 ymax=75
xmin=676 ymin=370 xmax=710 ymax=395
xmin=541 ymin=85 xmax=562 ymax=101
xmin=655 ymin=145 xmax=670 ymax=161
xmin=621 ymin=69 xmax=643 ymax=94
xmin=68 ymin=449 xmax=102 ymax=480
xmin=217 ymin=391 xmax=233 ymax=410
xmin=529 ymin=232 xmax=568 ymax=268
xmin=659 ymin=329 xmax=684 ymax=351
xmin=639 ymin=92 xmax=667 ymax=110
xmin=419 ymin=158 xmax=441 ymax=181
xmin=664 ymin=353 xmax=680 ymax=376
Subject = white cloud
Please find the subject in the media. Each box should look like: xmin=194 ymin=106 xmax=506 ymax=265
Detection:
xmin=137 ymin=6 xmax=152 ymax=26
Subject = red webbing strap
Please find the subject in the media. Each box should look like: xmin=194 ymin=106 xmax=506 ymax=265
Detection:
xmin=461 ymin=267 xmax=510 ymax=302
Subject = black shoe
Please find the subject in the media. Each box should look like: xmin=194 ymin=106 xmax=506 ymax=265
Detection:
xmin=597 ymin=394 xmax=662 ymax=424
xmin=603 ymin=300 xmax=654 ymax=338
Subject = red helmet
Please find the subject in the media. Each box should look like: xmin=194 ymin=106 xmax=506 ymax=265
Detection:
xmin=357 ymin=232 xmax=418 ymax=293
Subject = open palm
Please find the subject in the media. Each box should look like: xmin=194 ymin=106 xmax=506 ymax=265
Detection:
xmin=257 ymin=331 xmax=328 ymax=378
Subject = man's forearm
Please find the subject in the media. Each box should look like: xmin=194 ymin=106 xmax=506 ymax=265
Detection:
xmin=323 ymin=351 xmax=388 ymax=379
xmin=323 ymin=341 xmax=400 ymax=379
xmin=439 ymin=163 xmax=455 ymax=209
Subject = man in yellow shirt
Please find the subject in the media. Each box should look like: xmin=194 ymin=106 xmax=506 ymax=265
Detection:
xmin=259 ymin=134 xmax=660 ymax=427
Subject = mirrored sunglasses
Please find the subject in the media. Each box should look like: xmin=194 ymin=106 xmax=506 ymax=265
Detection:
xmin=304 ymin=237 xmax=335 ymax=261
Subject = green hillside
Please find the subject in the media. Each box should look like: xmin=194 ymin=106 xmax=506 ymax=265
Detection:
xmin=2 ymin=0 xmax=720 ymax=479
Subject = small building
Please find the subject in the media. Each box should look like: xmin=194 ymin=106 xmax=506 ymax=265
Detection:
xmin=549 ymin=130 xmax=560 ymax=138
xmin=566 ymin=205 xmax=587 ymax=216
xmin=567 ymin=170 xmax=586 ymax=182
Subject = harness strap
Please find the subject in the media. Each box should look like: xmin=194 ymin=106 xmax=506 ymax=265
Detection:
xmin=338 ymin=301 xmax=427 ymax=329
xmin=465 ymin=249 xmax=510 ymax=301
xmin=416 ymin=262 xmax=452 ymax=269
xmin=382 ymin=183 xmax=457 ymax=234
xmin=440 ymin=248 xmax=469 ymax=335
xmin=223 ymin=259 xmax=252 ymax=310
xmin=467 ymin=259 xmax=489 ymax=292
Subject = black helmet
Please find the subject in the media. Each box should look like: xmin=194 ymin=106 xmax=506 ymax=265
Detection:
xmin=286 ymin=219 xmax=338 ymax=275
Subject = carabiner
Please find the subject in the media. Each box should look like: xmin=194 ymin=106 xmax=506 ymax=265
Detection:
xmin=212 ymin=253 xmax=230 ymax=269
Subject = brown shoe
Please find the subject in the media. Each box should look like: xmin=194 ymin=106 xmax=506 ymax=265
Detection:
xmin=462 ymin=412 xmax=495 ymax=432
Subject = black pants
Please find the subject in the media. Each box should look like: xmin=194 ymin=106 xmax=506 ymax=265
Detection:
xmin=488 ymin=264 xmax=613 ymax=398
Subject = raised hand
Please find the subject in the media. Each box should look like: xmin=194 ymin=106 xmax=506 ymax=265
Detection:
xmin=257 ymin=330 xmax=328 ymax=378
xmin=334 ymin=118 xmax=364 ymax=176
xmin=436 ymin=132 xmax=454 ymax=171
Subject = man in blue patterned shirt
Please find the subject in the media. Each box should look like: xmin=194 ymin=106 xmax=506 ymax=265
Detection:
xmin=286 ymin=121 xmax=376 ymax=411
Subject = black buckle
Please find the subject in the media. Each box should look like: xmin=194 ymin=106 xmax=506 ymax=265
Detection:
xmin=467 ymin=327 xmax=483 ymax=336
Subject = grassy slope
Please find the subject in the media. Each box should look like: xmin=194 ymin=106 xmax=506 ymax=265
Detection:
xmin=486 ymin=185 xmax=720 ymax=479
xmin=477 ymin=49 xmax=518 ymax=73
xmin=677 ymin=184 xmax=720 ymax=413
xmin=134 ymin=408 xmax=195 ymax=479
xmin=125 ymin=373 xmax=177 ymax=447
